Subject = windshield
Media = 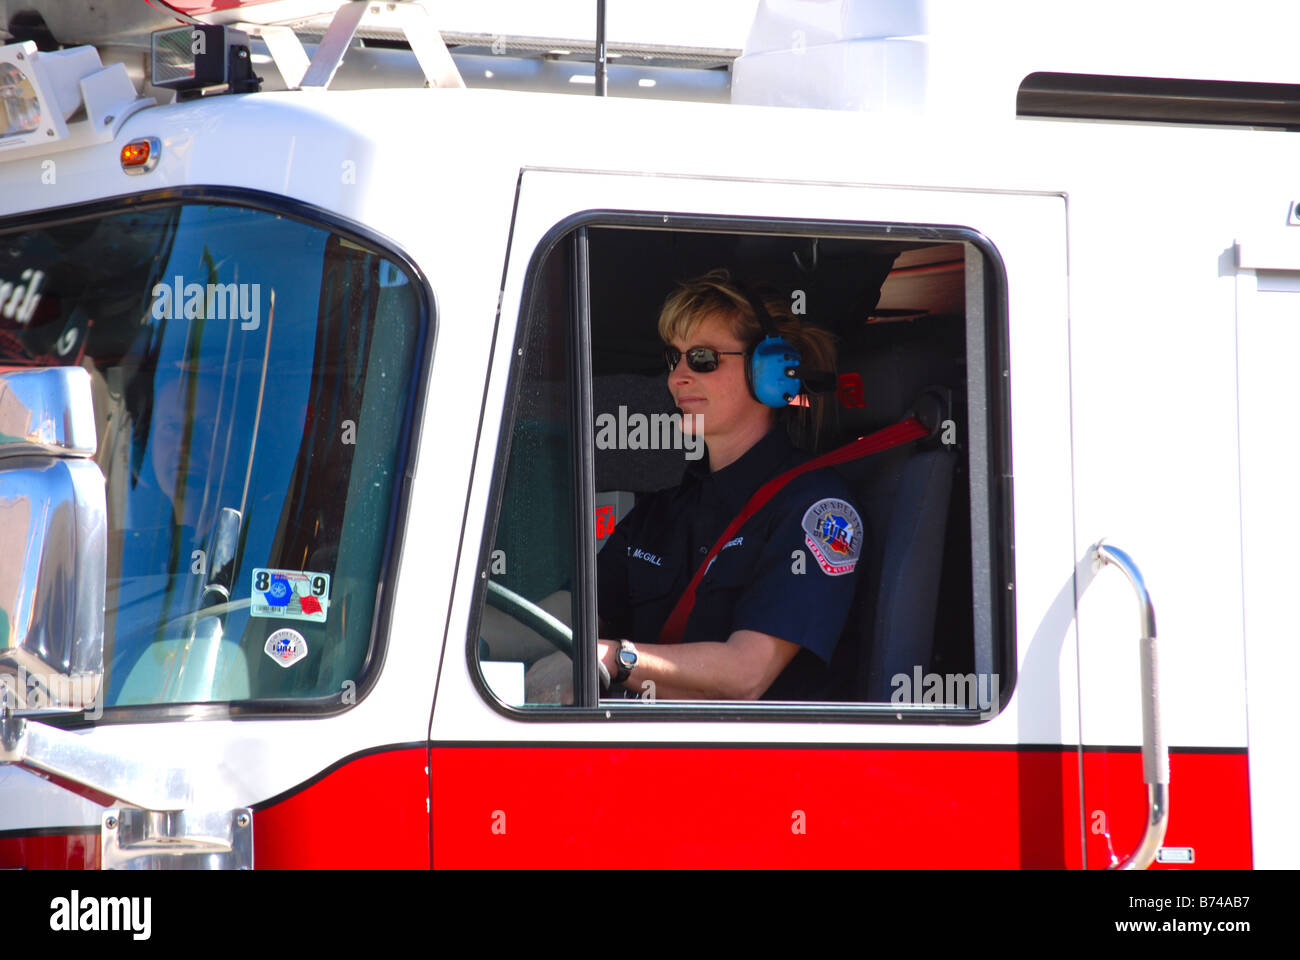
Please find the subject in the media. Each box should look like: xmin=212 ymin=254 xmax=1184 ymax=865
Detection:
xmin=0 ymin=199 xmax=423 ymax=710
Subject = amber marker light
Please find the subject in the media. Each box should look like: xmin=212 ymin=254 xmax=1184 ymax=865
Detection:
xmin=121 ymin=137 xmax=160 ymax=175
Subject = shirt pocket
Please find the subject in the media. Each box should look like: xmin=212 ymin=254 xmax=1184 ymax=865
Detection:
xmin=626 ymin=556 xmax=679 ymax=607
xmin=696 ymin=545 xmax=754 ymax=597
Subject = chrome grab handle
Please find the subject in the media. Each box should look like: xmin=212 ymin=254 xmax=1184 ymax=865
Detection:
xmin=1094 ymin=542 xmax=1169 ymax=870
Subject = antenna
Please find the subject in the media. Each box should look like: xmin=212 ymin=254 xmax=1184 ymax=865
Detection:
xmin=595 ymin=0 xmax=607 ymax=97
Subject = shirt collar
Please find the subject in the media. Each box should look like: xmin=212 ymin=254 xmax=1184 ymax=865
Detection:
xmin=685 ymin=427 xmax=801 ymax=513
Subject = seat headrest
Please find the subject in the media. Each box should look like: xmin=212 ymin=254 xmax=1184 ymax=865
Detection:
xmin=833 ymin=319 xmax=964 ymax=439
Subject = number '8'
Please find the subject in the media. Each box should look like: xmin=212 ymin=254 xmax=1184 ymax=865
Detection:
xmin=254 ymin=571 xmax=326 ymax=595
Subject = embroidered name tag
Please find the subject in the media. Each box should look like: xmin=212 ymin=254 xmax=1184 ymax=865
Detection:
xmin=630 ymin=547 xmax=663 ymax=567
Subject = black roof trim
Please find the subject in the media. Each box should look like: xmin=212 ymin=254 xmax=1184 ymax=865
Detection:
xmin=1018 ymin=71 xmax=1300 ymax=129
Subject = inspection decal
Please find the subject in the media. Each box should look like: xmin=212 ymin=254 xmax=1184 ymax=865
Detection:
xmin=251 ymin=568 xmax=330 ymax=623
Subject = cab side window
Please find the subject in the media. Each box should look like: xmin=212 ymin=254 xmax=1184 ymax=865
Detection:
xmin=476 ymin=219 xmax=1009 ymax=717
xmin=480 ymin=241 xmax=580 ymax=706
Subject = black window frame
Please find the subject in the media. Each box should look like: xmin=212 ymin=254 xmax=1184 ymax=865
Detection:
xmin=0 ymin=185 xmax=435 ymax=727
xmin=470 ymin=208 xmax=1014 ymax=724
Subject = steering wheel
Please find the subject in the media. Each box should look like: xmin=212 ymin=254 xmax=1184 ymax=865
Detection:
xmin=484 ymin=580 xmax=574 ymax=658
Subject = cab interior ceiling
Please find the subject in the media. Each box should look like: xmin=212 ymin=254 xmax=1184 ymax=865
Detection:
xmin=585 ymin=227 xmax=970 ymax=498
xmin=586 ymin=229 xmax=965 ymax=378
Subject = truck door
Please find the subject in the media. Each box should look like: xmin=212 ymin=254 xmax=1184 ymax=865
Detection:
xmin=430 ymin=170 xmax=1080 ymax=867
xmin=1069 ymin=201 xmax=1258 ymax=870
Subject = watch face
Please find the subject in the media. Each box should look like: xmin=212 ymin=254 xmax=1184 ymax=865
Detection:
xmin=618 ymin=648 xmax=637 ymax=669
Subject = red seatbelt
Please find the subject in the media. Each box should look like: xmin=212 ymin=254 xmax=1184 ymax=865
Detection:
xmin=657 ymin=416 xmax=928 ymax=644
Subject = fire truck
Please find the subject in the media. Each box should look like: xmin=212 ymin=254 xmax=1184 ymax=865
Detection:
xmin=0 ymin=0 xmax=1295 ymax=870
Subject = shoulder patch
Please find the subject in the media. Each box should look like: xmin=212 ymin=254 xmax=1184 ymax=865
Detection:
xmin=801 ymin=498 xmax=863 ymax=576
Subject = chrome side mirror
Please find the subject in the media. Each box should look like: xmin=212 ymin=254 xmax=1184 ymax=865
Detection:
xmin=0 ymin=366 xmax=106 ymax=717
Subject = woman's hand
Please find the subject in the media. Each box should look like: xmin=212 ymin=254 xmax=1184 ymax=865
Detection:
xmin=528 ymin=633 xmax=799 ymax=702
xmin=596 ymin=639 xmax=620 ymax=678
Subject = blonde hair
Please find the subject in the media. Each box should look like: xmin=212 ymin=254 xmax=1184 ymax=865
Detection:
xmin=658 ymin=268 xmax=837 ymax=452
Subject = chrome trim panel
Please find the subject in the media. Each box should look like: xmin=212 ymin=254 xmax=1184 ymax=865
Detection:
xmin=0 ymin=710 xmax=244 ymax=811
xmin=0 ymin=366 xmax=106 ymax=714
xmin=101 ymin=806 xmax=253 ymax=870
xmin=0 ymin=365 xmax=98 ymax=457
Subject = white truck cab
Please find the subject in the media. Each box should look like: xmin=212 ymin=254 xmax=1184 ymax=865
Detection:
xmin=0 ymin=0 xmax=1295 ymax=870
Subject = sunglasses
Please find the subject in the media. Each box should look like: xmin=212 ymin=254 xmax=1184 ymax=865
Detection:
xmin=664 ymin=346 xmax=746 ymax=374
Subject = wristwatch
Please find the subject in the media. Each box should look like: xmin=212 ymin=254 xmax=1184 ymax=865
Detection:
xmin=613 ymin=639 xmax=638 ymax=685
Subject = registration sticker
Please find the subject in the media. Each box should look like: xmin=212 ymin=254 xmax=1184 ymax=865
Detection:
xmin=250 ymin=568 xmax=330 ymax=623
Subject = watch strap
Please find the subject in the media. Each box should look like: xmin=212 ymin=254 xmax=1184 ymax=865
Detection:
xmin=613 ymin=639 xmax=637 ymax=685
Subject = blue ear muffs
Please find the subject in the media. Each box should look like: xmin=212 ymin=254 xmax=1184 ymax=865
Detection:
xmin=748 ymin=334 xmax=803 ymax=407
xmin=735 ymin=280 xmax=804 ymax=407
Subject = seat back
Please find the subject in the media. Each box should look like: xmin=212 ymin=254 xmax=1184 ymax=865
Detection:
xmin=828 ymin=319 xmax=964 ymax=701
xmin=863 ymin=445 xmax=956 ymax=699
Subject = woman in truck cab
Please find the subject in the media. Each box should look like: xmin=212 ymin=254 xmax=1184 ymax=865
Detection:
xmin=592 ymin=269 xmax=864 ymax=701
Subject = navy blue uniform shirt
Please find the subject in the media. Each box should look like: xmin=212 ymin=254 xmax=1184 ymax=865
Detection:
xmin=597 ymin=427 xmax=864 ymax=700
